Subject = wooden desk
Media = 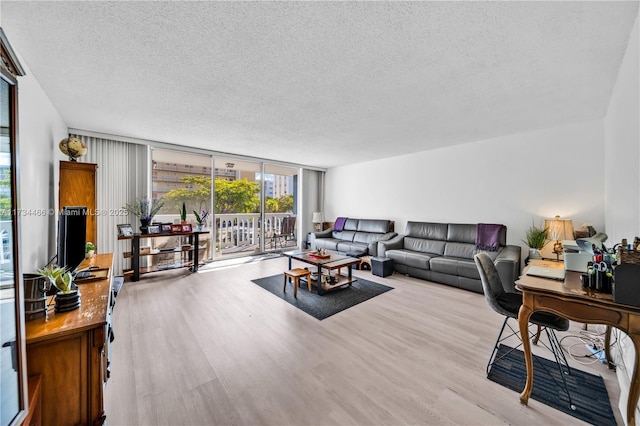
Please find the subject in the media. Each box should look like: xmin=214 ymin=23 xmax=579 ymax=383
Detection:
xmin=25 ymin=253 xmax=114 ymax=425
xmin=516 ymin=261 xmax=640 ymax=426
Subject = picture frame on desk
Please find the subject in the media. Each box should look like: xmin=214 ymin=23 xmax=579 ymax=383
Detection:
xmin=161 ymin=223 xmax=172 ymax=233
xmin=182 ymin=223 xmax=192 ymax=233
xmin=117 ymin=223 xmax=133 ymax=237
xmin=171 ymin=224 xmax=183 ymax=233
xmin=147 ymin=224 xmax=160 ymax=234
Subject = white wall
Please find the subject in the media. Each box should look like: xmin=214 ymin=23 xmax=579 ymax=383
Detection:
xmin=300 ymin=168 xmax=323 ymax=245
xmin=15 ymin=54 xmax=67 ymax=272
xmin=602 ymin=13 xmax=639 ymax=424
xmin=604 ymin=15 xmax=640 ymax=244
xmin=325 ymin=119 xmax=605 ymax=259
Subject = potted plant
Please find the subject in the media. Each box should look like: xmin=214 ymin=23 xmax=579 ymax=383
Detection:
xmin=193 ymin=208 xmax=209 ymax=231
xmin=85 ymin=241 xmax=96 ymax=258
xmin=37 ymin=265 xmax=81 ymax=312
xmin=124 ymin=197 xmax=164 ymax=233
xmin=523 ymin=224 xmax=548 ymax=260
xmin=180 ymin=202 xmax=187 ymax=223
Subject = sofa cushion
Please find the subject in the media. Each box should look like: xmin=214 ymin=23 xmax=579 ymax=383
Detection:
xmin=457 ymin=259 xmax=481 ymax=280
xmin=386 ymin=249 xmax=432 ymax=270
xmin=404 ymin=237 xmax=446 ymax=255
xmin=343 ymin=218 xmax=359 ymax=232
xmin=337 ymin=241 xmax=368 ymax=254
xmin=353 ymin=231 xmax=382 ymax=245
xmin=332 ymin=230 xmax=356 ymax=242
xmin=430 ymin=257 xmax=480 ymax=280
xmin=313 ymin=238 xmax=339 ymax=251
xmin=444 ymin=242 xmax=477 ymax=260
xmin=357 ymin=219 xmax=391 ymax=234
xmin=406 ymin=222 xmax=448 ymax=240
xmin=447 ymin=224 xmax=477 ymax=244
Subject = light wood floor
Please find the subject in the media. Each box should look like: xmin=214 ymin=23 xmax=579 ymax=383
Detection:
xmin=105 ymin=256 xmax=624 ymax=425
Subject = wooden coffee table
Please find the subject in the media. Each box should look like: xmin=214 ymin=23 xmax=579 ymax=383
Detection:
xmin=287 ymin=250 xmax=360 ymax=295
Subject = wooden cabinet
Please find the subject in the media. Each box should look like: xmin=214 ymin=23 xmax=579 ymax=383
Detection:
xmin=59 ymin=161 xmax=98 ymax=247
xmin=25 ymin=254 xmax=114 ymax=426
xmin=120 ymin=232 xmax=205 ymax=281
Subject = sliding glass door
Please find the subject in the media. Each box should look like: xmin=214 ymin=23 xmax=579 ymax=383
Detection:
xmin=262 ymin=163 xmax=299 ymax=252
xmin=212 ymin=158 xmax=262 ymax=259
xmin=151 ymin=149 xmax=213 ymax=262
xmin=151 ymin=149 xmax=303 ymax=262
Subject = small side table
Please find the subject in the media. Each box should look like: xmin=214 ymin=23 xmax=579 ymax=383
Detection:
xmin=372 ymin=257 xmax=393 ymax=277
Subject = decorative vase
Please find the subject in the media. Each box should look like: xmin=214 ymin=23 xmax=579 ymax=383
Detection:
xmin=140 ymin=217 xmax=151 ymax=234
xmin=54 ymin=290 xmax=81 ymax=313
xmin=529 ymin=248 xmax=542 ymax=260
xmin=195 ymin=223 xmax=204 ymax=232
xmin=85 ymin=250 xmax=95 ymax=258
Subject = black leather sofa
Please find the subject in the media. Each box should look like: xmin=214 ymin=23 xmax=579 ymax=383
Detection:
xmin=309 ymin=218 xmax=396 ymax=257
xmin=377 ymin=221 xmax=520 ymax=293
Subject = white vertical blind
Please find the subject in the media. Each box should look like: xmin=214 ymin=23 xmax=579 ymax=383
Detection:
xmin=72 ymin=134 xmax=148 ymax=276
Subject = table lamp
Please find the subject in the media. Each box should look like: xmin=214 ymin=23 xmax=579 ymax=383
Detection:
xmin=545 ymin=215 xmax=575 ymax=261
xmin=312 ymin=211 xmax=324 ymax=232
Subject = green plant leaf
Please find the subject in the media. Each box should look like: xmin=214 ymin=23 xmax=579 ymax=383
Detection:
xmin=523 ymin=225 xmax=549 ymax=249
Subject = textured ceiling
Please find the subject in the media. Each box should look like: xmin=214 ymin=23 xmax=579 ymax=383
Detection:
xmin=1 ymin=1 xmax=638 ymax=168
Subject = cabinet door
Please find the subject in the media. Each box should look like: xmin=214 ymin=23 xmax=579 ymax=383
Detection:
xmin=59 ymin=161 xmax=98 ymax=247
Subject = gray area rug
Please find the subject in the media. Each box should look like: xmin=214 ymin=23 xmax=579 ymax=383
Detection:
xmin=488 ymin=344 xmax=616 ymax=425
xmin=250 ymin=274 xmax=393 ymax=320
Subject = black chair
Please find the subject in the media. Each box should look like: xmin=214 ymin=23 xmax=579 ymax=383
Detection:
xmin=474 ymin=252 xmax=575 ymax=410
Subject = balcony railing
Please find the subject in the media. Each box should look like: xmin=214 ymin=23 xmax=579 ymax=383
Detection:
xmin=152 ymin=212 xmax=298 ymax=258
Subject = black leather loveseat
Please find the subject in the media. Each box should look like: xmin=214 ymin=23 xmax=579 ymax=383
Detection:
xmin=377 ymin=221 xmax=520 ymax=293
xmin=309 ymin=218 xmax=396 ymax=257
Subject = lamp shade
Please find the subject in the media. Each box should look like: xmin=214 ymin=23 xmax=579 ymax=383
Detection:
xmin=544 ymin=215 xmax=574 ymax=241
xmin=576 ymin=232 xmax=608 ymax=254
xmin=312 ymin=212 xmax=324 ymax=223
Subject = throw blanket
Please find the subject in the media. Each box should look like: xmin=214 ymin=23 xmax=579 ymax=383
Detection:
xmin=334 ymin=217 xmax=348 ymax=232
xmin=476 ymin=223 xmax=503 ymax=251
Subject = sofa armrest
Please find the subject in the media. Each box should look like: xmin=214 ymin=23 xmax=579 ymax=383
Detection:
xmin=308 ymin=228 xmax=332 ymax=250
xmin=379 ymin=232 xmax=398 ymax=241
xmin=377 ymin=234 xmax=405 ymax=257
xmin=494 ymin=245 xmax=521 ymax=293
xmin=313 ymin=228 xmax=333 ymax=239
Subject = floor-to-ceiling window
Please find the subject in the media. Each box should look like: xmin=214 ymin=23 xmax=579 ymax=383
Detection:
xmin=212 ymin=157 xmax=262 ymax=259
xmin=262 ymin=163 xmax=299 ymax=252
xmin=151 ymin=149 xmax=213 ymax=262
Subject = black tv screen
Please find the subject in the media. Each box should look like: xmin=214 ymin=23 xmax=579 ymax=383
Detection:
xmin=57 ymin=206 xmax=87 ymax=272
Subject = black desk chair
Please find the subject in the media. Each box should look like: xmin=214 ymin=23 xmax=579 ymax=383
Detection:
xmin=474 ymin=252 xmax=575 ymax=410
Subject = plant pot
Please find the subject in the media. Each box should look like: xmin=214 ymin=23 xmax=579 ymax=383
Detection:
xmin=55 ymin=290 xmax=81 ymax=313
xmin=140 ymin=218 xmax=151 ymax=234
xmin=23 ymin=273 xmax=47 ymax=321
xmin=529 ymin=248 xmax=542 ymax=260
xmin=85 ymin=250 xmax=95 ymax=258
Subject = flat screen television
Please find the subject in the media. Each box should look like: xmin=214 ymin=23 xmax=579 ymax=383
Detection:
xmin=57 ymin=206 xmax=87 ymax=272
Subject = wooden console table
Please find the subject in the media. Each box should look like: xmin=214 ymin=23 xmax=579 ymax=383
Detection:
xmin=25 ymin=253 xmax=114 ymax=425
xmin=119 ymin=231 xmax=206 ymax=281
xmin=516 ymin=262 xmax=640 ymax=426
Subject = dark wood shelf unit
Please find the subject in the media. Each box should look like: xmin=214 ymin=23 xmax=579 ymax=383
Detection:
xmin=120 ymin=231 xmax=206 ymax=281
